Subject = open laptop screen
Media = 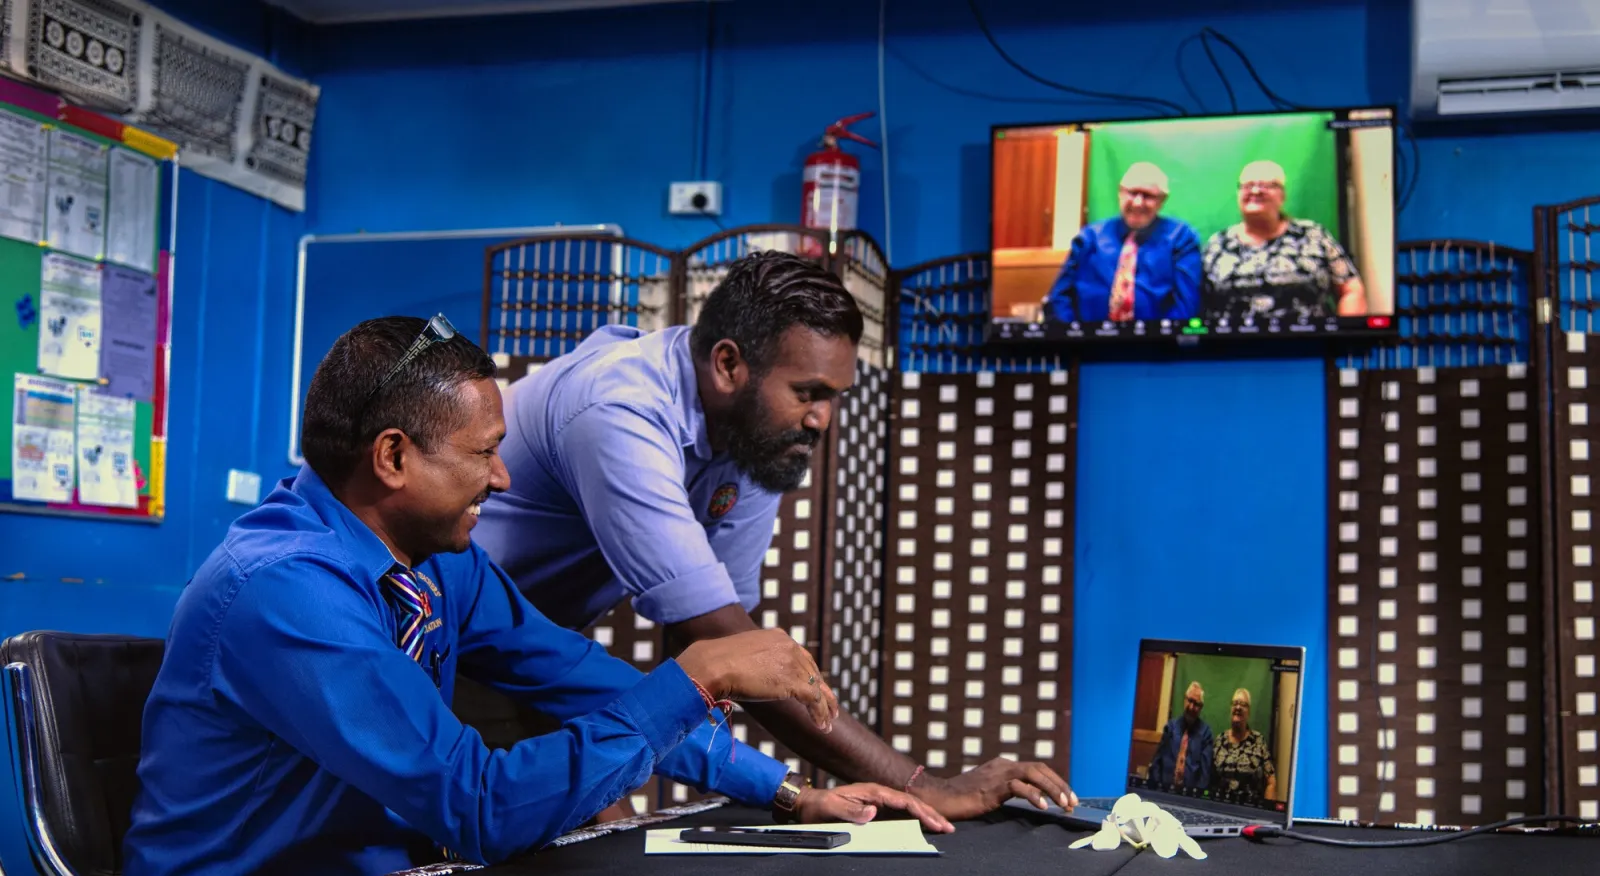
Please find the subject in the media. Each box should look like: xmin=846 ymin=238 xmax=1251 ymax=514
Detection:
xmin=1125 ymin=639 xmax=1305 ymax=824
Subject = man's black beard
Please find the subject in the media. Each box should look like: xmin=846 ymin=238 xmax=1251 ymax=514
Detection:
xmin=720 ymin=387 xmax=820 ymax=493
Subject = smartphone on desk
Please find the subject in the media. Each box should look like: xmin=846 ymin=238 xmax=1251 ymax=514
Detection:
xmin=679 ymin=826 xmax=851 ymax=850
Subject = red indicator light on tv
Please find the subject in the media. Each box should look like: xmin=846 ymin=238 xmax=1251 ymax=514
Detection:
xmin=1366 ymin=316 xmax=1392 ymax=329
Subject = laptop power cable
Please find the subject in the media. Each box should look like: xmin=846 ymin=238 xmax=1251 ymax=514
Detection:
xmin=1241 ymin=815 xmax=1599 ymax=847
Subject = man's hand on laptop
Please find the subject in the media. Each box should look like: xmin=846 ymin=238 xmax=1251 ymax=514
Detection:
xmin=677 ymin=628 xmax=840 ymax=731
xmin=910 ymin=758 xmax=1078 ymax=820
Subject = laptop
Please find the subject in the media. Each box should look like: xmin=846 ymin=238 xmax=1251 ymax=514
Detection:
xmin=1008 ymin=638 xmax=1306 ymax=838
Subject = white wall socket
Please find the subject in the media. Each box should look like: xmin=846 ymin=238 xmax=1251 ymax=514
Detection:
xmin=226 ymin=469 xmax=262 ymax=506
xmin=668 ymin=181 xmax=723 ymax=216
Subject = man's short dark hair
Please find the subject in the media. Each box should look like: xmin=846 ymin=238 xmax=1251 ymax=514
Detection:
xmin=301 ymin=316 xmax=496 ymax=487
xmin=690 ymin=251 xmax=864 ymax=374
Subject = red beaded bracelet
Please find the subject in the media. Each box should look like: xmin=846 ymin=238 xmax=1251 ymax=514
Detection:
xmin=905 ymin=765 xmax=925 ymax=792
xmin=689 ymin=676 xmax=734 ymax=719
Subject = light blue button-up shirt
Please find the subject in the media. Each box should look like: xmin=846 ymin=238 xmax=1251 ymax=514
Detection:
xmin=475 ymin=325 xmax=780 ymax=631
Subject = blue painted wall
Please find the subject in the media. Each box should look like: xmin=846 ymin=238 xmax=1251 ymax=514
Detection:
xmin=5 ymin=0 xmax=1600 ymax=866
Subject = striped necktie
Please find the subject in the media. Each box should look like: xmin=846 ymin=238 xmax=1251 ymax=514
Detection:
xmin=382 ymin=568 xmax=462 ymax=865
xmin=382 ymin=568 xmax=428 ymax=663
xmin=1109 ymin=232 xmax=1138 ymax=322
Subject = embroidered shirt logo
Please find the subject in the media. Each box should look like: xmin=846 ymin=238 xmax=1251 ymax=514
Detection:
xmin=708 ymin=482 xmax=739 ymax=519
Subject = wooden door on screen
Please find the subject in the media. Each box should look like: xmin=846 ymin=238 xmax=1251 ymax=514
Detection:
xmin=993 ymin=132 xmax=1058 ymax=249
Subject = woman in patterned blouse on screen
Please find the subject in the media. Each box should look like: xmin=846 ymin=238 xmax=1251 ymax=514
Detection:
xmin=1201 ymin=159 xmax=1368 ymax=322
xmin=1213 ymin=687 xmax=1277 ymax=801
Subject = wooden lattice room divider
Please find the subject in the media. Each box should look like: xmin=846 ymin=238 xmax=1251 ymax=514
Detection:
xmin=477 ymin=219 xmax=1599 ymax=824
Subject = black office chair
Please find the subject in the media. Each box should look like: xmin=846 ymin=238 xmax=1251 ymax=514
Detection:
xmin=2 ymin=631 xmax=165 ymax=876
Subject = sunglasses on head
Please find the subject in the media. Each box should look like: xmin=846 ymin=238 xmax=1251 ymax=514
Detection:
xmin=366 ymin=314 xmax=457 ymax=404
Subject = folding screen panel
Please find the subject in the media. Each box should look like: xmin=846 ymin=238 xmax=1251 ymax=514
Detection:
xmin=679 ymin=226 xmax=834 ymax=326
xmin=1325 ymin=240 xmax=1542 ymax=824
xmin=895 ymin=254 xmax=993 ymax=375
xmin=814 ymin=360 xmax=891 ymax=788
xmin=1539 ymin=197 xmax=1600 ymax=821
xmin=1550 ymin=331 xmax=1599 ymax=821
xmin=1326 ymin=364 xmax=1543 ymax=824
xmin=481 ymin=233 xmax=677 ymax=379
xmin=880 ymin=368 xmax=1078 ymax=778
xmin=836 ymin=232 xmax=892 ymax=370
xmin=664 ymin=227 xmax=892 ymax=798
xmin=664 ymin=227 xmax=830 ymax=803
xmin=894 ymin=253 xmax=1071 ymax=375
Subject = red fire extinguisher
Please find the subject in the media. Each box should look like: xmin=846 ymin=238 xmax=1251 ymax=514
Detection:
xmin=800 ymin=112 xmax=877 ymax=257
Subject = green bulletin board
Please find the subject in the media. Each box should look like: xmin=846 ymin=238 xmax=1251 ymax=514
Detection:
xmin=0 ymin=82 xmax=176 ymax=523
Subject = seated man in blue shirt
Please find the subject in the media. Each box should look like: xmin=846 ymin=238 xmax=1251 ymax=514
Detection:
xmin=124 ymin=315 xmax=950 ymax=876
xmin=1044 ymin=161 xmax=1202 ymax=324
xmin=474 ymin=251 xmax=1077 ymax=821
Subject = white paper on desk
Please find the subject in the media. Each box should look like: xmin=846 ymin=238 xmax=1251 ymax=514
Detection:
xmin=645 ymin=821 xmax=940 ymax=855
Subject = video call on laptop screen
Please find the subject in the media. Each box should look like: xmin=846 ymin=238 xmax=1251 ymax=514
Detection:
xmin=1125 ymin=642 xmax=1302 ymax=816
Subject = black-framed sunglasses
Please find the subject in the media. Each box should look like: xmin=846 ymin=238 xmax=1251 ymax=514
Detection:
xmin=366 ymin=313 xmax=457 ymax=403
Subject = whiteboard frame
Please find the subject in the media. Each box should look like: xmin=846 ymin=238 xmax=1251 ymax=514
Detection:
xmin=286 ymin=224 xmax=624 ymax=467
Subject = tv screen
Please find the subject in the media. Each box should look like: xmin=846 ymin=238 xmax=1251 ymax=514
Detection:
xmin=987 ymin=107 xmax=1397 ymax=345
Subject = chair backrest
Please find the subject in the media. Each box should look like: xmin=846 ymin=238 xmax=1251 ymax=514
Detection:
xmin=2 ymin=631 xmax=165 ymax=876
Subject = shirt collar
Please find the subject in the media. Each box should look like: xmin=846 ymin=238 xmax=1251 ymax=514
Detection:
xmin=291 ymin=464 xmax=402 ymax=583
xmin=1116 ymin=215 xmax=1164 ymax=243
xmin=669 ymin=328 xmax=715 ymax=462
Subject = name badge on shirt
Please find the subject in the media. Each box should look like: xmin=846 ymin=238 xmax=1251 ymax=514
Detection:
xmin=413 ymin=570 xmax=444 ymax=599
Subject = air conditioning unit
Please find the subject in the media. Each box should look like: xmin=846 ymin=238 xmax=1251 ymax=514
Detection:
xmin=1412 ymin=0 xmax=1600 ymax=118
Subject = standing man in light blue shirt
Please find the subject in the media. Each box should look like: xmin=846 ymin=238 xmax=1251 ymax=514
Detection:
xmin=475 ymin=251 xmax=1077 ymax=821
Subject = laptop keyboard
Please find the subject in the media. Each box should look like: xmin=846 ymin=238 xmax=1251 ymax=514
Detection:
xmin=1076 ymin=798 xmax=1240 ymax=827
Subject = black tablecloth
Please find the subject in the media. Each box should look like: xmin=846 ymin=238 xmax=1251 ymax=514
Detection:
xmin=471 ymin=805 xmax=1599 ymax=876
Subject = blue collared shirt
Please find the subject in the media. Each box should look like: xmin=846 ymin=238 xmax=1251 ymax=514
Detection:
xmin=123 ymin=466 xmax=787 ymax=876
xmin=475 ymin=325 xmax=780 ymax=630
xmin=1147 ymin=717 xmax=1215 ymax=791
xmin=1046 ymin=216 xmax=1203 ymax=323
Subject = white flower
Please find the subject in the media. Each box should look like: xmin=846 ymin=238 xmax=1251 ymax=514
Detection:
xmin=1066 ymin=793 xmax=1209 ymax=860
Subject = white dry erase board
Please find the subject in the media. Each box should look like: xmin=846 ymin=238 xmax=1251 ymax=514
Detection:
xmin=285 ymin=224 xmax=622 ymax=466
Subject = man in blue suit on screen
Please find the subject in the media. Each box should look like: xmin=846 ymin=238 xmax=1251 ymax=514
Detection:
xmin=1045 ymin=161 xmax=1202 ymax=324
xmin=1147 ymin=681 xmax=1215 ymax=791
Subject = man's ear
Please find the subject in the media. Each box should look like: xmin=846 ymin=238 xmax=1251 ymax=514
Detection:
xmin=369 ymin=428 xmax=410 ymax=490
xmin=707 ymin=338 xmax=747 ymax=395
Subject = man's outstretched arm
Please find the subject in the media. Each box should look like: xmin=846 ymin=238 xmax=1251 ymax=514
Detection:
xmin=666 ymin=604 xmax=1078 ymax=820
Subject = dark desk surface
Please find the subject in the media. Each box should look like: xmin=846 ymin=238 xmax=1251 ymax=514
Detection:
xmin=458 ymin=803 xmax=1600 ymax=876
